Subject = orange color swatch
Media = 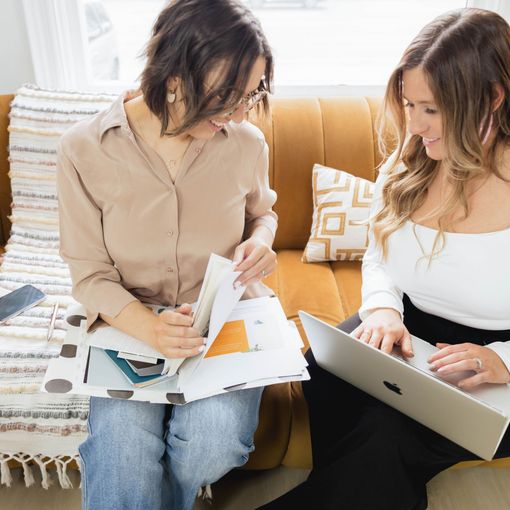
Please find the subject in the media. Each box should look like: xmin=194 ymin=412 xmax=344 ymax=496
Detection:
xmin=205 ymin=320 xmax=249 ymax=358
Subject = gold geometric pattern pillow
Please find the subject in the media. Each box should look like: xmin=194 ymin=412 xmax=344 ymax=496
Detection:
xmin=302 ymin=164 xmax=375 ymax=262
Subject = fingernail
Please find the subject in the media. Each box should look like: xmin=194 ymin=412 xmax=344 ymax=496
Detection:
xmin=198 ymin=345 xmax=204 ymax=353
xmin=234 ymin=281 xmax=241 ymax=289
xmin=437 ymin=366 xmax=446 ymax=373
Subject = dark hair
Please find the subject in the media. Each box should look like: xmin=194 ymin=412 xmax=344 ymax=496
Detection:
xmin=140 ymin=0 xmax=273 ymax=136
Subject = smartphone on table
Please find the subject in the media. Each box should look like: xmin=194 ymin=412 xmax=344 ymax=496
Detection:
xmin=0 ymin=284 xmax=46 ymax=324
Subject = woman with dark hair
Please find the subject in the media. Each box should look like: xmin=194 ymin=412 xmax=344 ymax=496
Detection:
xmin=57 ymin=1 xmax=277 ymax=509
xmin=261 ymin=8 xmax=510 ymax=510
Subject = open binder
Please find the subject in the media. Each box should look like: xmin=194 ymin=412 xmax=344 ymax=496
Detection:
xmin=42 ymin=254 xmax=309 ymax=404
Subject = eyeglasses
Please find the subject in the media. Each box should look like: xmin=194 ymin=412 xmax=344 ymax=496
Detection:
xmin=224 ymin=84 xmax=268 ymax=117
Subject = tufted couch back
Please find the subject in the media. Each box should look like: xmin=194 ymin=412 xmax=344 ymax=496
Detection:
xmin=252 ymin=97 xmax=381 ymax=250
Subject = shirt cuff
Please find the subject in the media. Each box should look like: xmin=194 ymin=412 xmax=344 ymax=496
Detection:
xmin=359 ymin=291 xmax=404 ymax=321
xmin=245 ymin=213 xmax=278 ymax=239
xmin=81 ymin=286 xmax=138 ymax=331
xmin=486 ymin=342 xmax=510 ymax=376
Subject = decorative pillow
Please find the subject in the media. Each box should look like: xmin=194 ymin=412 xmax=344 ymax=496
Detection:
xmin=302 ymin=164 xmax=375 ymax=263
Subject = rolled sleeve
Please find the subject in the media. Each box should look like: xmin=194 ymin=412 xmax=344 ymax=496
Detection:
xmin=244 ymin=142 xmax=278 ymax=239
xmin=57 ymin=142 xmax=138 ymax=329
xmin=486 ymin=342 xmax=510 ymax=376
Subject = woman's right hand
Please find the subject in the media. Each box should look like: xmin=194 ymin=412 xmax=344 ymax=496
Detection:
xmin=150 ymin=303 xmax=205 ymax=359
xmin=352 ymin=308 xmax=413 ymax=357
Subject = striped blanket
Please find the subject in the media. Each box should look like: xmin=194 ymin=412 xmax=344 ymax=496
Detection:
xmin=1 ymin=85 xmax=117 ymax=488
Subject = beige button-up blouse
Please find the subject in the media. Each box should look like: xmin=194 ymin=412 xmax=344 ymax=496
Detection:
xmin=57 ymin=96 xmax=277 ymax=327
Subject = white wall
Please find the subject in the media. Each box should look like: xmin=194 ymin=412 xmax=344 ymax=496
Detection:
xmin=469 ymin=0 xmax=510 ymax=20
xmin=0 ymin=0 xmax=35 ymax=94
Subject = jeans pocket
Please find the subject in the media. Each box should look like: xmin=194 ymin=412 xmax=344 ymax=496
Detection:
xmin=167 ymin=433 xmax=191 ymax=466
xmin=240 ymin=441 xmax=256 ymax=464
xmin=86 ymin=396 xmax=99 ymax=437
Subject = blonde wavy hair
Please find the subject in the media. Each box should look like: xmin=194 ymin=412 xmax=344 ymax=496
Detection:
xmin=374 ymin=8 xmax=510 ymax=258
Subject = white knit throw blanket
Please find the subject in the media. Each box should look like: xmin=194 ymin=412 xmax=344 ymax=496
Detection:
xmin=1 ymin=85 xmax=116 ymax=488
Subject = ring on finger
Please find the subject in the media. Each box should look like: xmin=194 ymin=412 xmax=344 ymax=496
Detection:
xmin=474 ymin=357 xmax=483 ymax=371
xmin=260 ymin=269 xmax=266 ymax=278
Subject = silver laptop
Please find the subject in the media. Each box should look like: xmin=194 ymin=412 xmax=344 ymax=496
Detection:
xmin=299 ymin=311 xmax=510 ymax=460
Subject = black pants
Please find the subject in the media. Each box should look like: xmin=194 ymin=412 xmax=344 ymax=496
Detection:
xmin=259 ymin=296 xmax=510 ymax=510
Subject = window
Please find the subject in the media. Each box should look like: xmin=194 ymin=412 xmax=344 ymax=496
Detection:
xmin=87 ymin=0 xmax=466 ymax=89
xmin=24 ymin=0 xmax=506 ymax=95
xmin=84 ymin=0 xmax=120 ymax=81
xmin=85 ymin=0 xmax=164 ymax=85
xmin=253 ymin=0 xmax=466 ymax=86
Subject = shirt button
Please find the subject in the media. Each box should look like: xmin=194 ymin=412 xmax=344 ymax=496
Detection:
xmin=167 ymin=230 xmax=173 ymax=237
xmin=167 ymin=266 xmax=174 ymax=273
xmin=195 ymin=148 xmax=201 ymax=154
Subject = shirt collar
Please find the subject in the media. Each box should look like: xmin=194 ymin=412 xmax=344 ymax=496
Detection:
xmin=98 ymin=92 xmax=229 ymax=142
xmin=98 ymin=94 xmax=128 ymax=142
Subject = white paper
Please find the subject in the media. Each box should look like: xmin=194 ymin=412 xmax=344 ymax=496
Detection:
xmin=87 ymin=326 xmax=162 ymax=359
xmin=181 ymin=297 xmax=307 ymax=400
xmin=193 ymin=254 xmax=238 ymax=335
xmin=182 ymin=348 xmax=307 ymax=401
xmin=116 ymin=351 xmax=159 ymax=364
xmin=179 ymin=267 xmax=246 ymax=382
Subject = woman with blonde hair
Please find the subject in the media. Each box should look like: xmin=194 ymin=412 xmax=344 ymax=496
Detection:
xmin=261 ymin=8 xmax=510 ymax=510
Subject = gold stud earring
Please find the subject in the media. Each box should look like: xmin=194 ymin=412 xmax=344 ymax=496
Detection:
xmin=167 ymin=90 xmax=176 ymax=104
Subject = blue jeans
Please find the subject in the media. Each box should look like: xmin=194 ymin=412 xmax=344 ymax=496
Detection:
xmin=79 ymin=387 xmax=263 ymax=510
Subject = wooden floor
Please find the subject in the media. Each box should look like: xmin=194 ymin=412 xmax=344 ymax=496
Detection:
xmin=2 ymin=465 xmax=510 ymax=509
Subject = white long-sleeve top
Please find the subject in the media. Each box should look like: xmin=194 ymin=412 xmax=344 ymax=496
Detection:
xmin=359 ymin=165 xmax=510 ymax=371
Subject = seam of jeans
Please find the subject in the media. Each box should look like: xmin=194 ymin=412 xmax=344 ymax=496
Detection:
xmin=79 ymin=448 xmax=88 ymax=508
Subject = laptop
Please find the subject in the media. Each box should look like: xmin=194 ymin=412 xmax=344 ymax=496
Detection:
xmin=299 ymin=311 xmax=510 ymax=460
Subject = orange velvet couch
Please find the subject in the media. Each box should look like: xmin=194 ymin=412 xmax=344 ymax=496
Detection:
xmin=0 ymin=94 xmax=507 ymax=474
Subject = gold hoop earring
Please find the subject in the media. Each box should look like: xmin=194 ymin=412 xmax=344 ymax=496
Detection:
xmin=167 ymin=90 xmax=176 ymax=104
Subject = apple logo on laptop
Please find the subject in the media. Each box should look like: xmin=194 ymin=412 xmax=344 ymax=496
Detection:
xmin=383 ymin=381 xmax=402 ymax=395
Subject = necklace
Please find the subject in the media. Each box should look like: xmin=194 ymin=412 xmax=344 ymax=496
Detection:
xmin=131 ymin=115 xmax=192 ymax=182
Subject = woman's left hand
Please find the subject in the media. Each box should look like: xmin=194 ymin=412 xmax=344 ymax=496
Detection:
xmin=428 ymin=342 xmax=510 ymax=389
xmin=233 ymin=237 xmax=276 ymax=287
